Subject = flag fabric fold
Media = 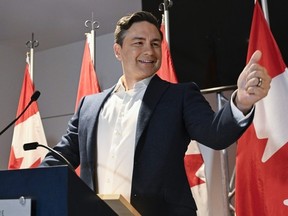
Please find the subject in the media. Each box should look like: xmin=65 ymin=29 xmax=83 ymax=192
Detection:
xmin=157 ymin=21 xmax=209 ymax=216
xmin=74 ymin=33 xmax=101 ymax=175
xmin=75 ymin=33 xmax=101 ymax=111
xmin=235 ymin=1 xmax=288 ymax=215
xmin=8 ymin=55 xmax=48 ymax=169
xmin=157 ymin=23 xmax=178 ymax=84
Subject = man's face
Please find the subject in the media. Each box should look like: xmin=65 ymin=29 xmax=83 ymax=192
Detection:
xmin=114 ymin=21 xmax=162 ymax=82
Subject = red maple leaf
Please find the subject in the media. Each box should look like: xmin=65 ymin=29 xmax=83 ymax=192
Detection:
xmin=30 ymin=158 xmax=42 ymax=168
xmin=8 ymin=147 xmax=23 ymax=169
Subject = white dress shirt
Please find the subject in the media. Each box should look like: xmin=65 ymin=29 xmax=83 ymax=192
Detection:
xmin=97 ymin=76 xmax=152 ymax=202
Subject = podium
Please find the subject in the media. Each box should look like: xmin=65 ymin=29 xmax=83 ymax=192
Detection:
xmin=0 ymin=165 xmax=117 ymax=216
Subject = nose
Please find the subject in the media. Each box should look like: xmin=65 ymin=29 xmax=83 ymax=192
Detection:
xmin=143 ymin=43 xmax=156 ymax=55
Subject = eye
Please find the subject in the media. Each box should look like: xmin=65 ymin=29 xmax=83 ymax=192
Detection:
xmin=152 ymin=41 xmax=161 ymax=48
xmin=132 ymin=41 xmax=143 ymax=46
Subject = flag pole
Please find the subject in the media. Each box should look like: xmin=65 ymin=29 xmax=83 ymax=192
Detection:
xmin=25 ymin=33 xmax=39 ymax=81
xmin=159 ymin=0 xmax=173 ymax=47
xmin=260 ymin=0 xmax=270 ymax=25
xmin=85 ymin=12 xmax=100 ymax=68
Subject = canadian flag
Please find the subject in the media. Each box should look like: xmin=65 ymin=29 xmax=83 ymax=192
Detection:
xmin=235 ymin=1 xmax=288 ymax=215
xmin=157 ymin=21 xmax=209 ymax=216
xmin=8 ymin=54 xmax=48 ymax=169
xmin=74 ymin=33 xmax=101 ymax=175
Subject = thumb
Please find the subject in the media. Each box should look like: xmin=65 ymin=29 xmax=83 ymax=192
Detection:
xmin=247 ymin=50 xmax=262 ymax=65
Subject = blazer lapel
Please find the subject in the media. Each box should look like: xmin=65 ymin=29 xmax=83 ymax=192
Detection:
xmin=83 ymin=87 xmax=114 ymax=192
xmin=86 ymin=87 xmax=114 ymax=166
xmin=135 ymin=75 xmax=169 ymax=153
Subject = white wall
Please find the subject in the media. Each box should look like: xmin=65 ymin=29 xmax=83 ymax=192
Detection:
xmin=0 ymin=33 xmax=237 ymax=216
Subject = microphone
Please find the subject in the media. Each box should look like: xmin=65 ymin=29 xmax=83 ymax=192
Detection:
xmin=0 ymin=90 xmax=41 ymax=136
xmin=23 ymin=142 xmax=75 ymax=172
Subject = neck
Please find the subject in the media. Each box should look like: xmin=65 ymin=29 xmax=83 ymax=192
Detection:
xmin=121 ymin=74 xmax=155 ymax=91
xmin=121 ymin=77 xmax=134 ymax=91
xmin=121 ymin=75 xmax=144 ymax=91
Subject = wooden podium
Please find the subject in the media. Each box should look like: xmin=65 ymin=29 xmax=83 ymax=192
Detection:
xmin=98 ymin=194 xmax=141 ymax=216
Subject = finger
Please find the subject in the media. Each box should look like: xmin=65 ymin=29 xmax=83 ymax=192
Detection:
xmin=245 ymin=77 xmax=261 ymax=89
xmin=246 ymin=86 xmax=255 ymax=94
xmin=257 ymin=78 xmax=263 ymax=87
xmin=254 ymin=77 xmax=263 ymax=88
xmin=245 ymin=64 xmax=267 ymax=84
xmin=243 ymin=50 xmax=262 ymax=72
xmin=246 ymin=84 xmax=270 ymax=99
xmin=247 ymin=50 xmax=262 ymax=65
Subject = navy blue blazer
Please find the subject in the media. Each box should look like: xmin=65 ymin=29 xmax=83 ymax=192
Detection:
xmin=41 ymin=75 xmax=252 ymax=215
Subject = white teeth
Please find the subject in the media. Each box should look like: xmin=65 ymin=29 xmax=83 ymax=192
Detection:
xmin=140 ymin=60 xmax=153 ymax=63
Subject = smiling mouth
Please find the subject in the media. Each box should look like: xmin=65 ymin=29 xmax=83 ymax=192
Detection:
xmin=139 ymin=59 xmax=156 ymax=64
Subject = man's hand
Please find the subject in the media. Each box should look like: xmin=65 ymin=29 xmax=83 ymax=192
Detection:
xmin=235 ymin=50 xmax=271 ymax=114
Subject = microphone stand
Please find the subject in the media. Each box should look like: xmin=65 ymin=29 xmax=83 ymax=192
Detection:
xmin=23 ymin=142 xmax=75 ymax=173
xmin=0 ymin=90 xmax=40 ymax=136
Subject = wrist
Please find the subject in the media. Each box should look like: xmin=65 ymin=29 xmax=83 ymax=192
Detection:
xmin=233 ymin=93 xmax=252 ymax=115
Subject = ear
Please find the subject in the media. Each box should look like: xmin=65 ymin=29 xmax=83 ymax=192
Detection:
xmin=113 ymin=43 xmax=121 ymax=61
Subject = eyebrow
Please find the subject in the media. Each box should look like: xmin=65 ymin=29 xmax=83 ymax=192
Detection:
xmin=132 ymin=37 xmax=161 ymax=42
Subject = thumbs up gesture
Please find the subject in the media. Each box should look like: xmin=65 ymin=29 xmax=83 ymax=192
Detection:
xmin=235 ymin=50 xmax=271 ymax=114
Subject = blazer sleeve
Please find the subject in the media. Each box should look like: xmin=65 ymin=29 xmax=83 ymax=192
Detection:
xmin=182 ymin=82 xmax=253 ymax=150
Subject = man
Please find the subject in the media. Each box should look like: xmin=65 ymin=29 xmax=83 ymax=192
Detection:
xmin=40 ymin=11 xmax=271 ymax=215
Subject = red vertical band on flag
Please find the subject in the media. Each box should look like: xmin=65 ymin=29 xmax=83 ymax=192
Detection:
xmin=235 ymin=2 xmax=288 ymax=215
xmin=15 ymin=64 xmax=37 ymax=125
xmin=157 ymin=24 xmax=178 ymax=83
xmin=74 ymin=33 xmax=101 ymax=175
xmin=75 ymin=34 xmax=101 ymax=111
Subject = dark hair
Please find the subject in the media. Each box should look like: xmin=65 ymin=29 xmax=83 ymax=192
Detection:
xmin=114 ymin=11 xmax=163 ymax=46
